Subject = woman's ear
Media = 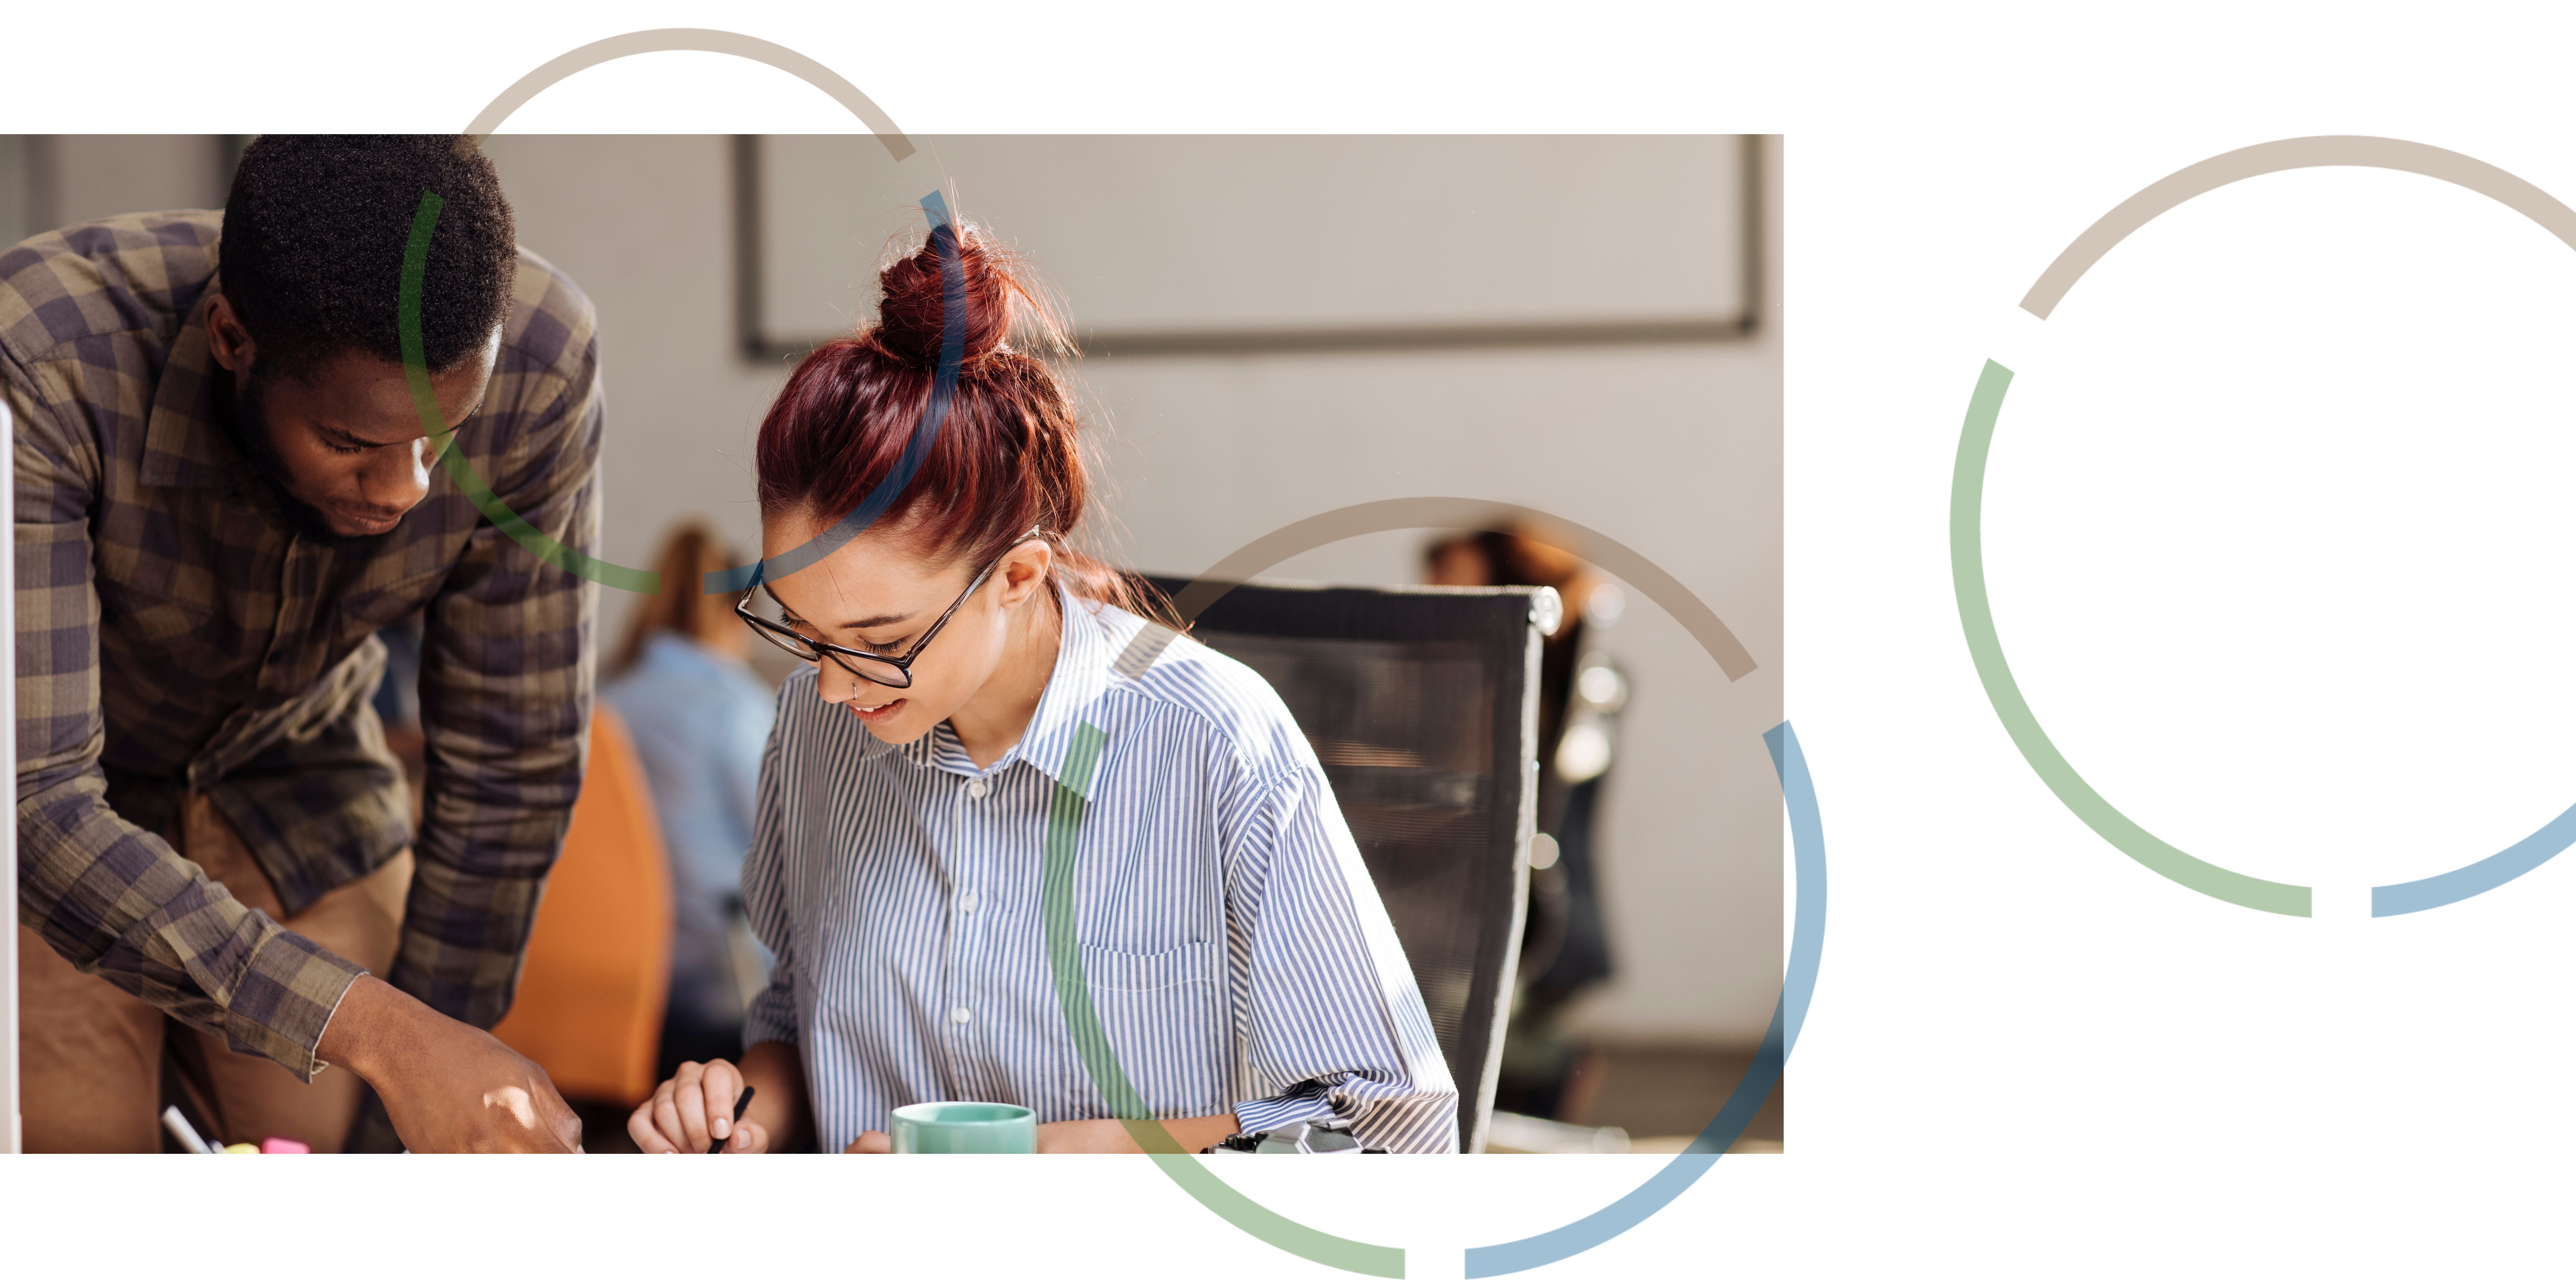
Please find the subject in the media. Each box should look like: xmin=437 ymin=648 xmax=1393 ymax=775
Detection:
xmin=995 ymin=540 xmax=1054 ymax=608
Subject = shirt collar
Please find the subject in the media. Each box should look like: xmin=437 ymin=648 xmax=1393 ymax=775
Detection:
xmin=140 ymin=282 xmax=249 ymax=489
xmin=1015 ymin=588 xmax=1122 ymax=799
xmin=856 ymin=583 xmax=1127 ymax=800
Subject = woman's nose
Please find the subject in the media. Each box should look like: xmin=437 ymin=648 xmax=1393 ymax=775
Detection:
xmin=818 ymin=659 xmax=891 ymax=708
xmin=817 ymin=662 xmax=857 ymax=705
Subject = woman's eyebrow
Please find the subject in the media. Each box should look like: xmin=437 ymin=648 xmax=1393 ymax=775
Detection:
xmin=768 ymin=590 xmax=916 ymax=632
xmin=840 ymin=610 xmax=918 ymax=631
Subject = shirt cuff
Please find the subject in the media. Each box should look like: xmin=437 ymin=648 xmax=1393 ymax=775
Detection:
xmin=219 ymin=925 xmax=368 ymax=1082
xmin=1233 ymin=1083 xmax=1338 ymax=1136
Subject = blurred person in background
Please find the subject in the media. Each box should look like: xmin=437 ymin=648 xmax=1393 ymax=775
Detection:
xmin=1426 ymin=522 xmax=1629 ymax=1125
xmin=602 ymin=521 xmax=780 ymax=1077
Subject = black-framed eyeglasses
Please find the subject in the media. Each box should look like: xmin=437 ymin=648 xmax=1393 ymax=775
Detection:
xmin=735 ymin=528 xmax=1046 ymax=690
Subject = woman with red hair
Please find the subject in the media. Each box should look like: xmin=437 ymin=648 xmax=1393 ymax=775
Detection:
xmin=628 ymin=214 xmax=1456 ymax=1155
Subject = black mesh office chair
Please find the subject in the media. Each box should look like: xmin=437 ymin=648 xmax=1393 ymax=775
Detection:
xmin=1146 ymin=576 xmax=1557 ymax=1153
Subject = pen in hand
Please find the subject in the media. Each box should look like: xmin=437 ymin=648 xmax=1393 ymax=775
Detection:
xmin=710 ymin=1085 xmax=755 ymax=1154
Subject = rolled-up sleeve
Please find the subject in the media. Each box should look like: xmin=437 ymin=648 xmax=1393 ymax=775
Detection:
xmin=9 ymin=370 xmax=362 ymax=1078
xmin=1225 ymin=762 xmax=1459 ymax=1153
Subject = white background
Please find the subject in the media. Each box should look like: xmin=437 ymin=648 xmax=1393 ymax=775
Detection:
xmin=7 ymin=3 xmax=2576 ymax=1285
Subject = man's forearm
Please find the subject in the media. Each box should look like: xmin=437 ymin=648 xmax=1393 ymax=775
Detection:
xmin=314 ymin=973 xmax=412 ymax=1083
xmin=20 ymin=777 xmax=366 ymax=1076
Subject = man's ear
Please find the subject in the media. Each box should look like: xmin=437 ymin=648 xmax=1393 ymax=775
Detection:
xmin=204 ymin=293 xmax=257 ymax=375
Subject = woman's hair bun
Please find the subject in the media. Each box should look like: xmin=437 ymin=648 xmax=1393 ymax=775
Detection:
xmin=869 ymin=218 xmax=1058 ymax=370
xmin=757 ymin=207 xmax=1178 ymax=629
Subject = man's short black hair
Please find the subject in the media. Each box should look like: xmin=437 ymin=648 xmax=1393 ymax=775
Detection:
xmin=220 ymin=135 xmax=517 ymax=380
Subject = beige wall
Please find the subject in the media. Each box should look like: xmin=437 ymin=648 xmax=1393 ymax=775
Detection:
xmin=0 ymin=135 xmax=236 ymax=244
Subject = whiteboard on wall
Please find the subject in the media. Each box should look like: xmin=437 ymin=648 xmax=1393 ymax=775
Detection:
xmin=742 ymin=135 xmax=1759 ymax=358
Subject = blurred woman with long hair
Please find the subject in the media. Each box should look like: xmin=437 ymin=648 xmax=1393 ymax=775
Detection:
xmin=602 ymin=522 xmax=778 ymax=1074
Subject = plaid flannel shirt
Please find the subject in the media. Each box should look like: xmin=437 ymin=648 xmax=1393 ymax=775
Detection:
xmin=4 ymin=211 xmax=601 ymax=1078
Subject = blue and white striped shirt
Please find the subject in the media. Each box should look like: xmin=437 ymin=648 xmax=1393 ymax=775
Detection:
xmin=742 ymin=589 xmax=1459 ymax=1153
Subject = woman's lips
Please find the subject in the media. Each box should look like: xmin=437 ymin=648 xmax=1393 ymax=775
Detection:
xmin=851 ymin=697 xmax=906 ymax=725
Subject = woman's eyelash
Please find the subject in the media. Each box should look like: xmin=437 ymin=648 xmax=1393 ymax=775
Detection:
xmin=777 ymin=612 xmax=901 ymax=652
xmin=323 ymin=438 xmax=369 ymax=456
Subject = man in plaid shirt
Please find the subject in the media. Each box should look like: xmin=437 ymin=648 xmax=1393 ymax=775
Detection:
xmin=6 ymin=135 xmax=598 ymax=1152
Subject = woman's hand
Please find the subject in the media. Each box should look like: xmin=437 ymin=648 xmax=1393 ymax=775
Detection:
xmin=844 ymin=1130 xmax=892 ymax=1153
xmin=631 ymin=1059 xmax=768 ymax=1154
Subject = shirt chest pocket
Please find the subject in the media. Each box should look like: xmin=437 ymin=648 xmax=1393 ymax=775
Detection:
xmin=1076 ymin=941 xmax=1215 ymax=993
xmin=101 ymin=590 xmax=216 ymax=648
xmin=1070 ymin=942 xmax=1227 ymax=1116
xmin=1071 ymin=808 xmax=1222 ymax=954
xmin=93 ymin=547 xmax=222 ymax=648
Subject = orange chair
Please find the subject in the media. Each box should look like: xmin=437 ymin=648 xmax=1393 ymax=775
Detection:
xmin=490 ymin=705 xmax=674 ymax=1108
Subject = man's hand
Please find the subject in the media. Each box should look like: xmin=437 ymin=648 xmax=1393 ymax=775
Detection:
xmin=318 ymin=975 xmax=583 ymax=1153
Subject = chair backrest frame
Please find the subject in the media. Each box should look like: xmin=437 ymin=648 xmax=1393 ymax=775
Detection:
xmin=1147 ymin=576 xmax=1547 ymax=1153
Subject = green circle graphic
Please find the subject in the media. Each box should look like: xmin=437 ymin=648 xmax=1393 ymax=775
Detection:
xmin=1950 ymin=360 xmax=2310 ymax=916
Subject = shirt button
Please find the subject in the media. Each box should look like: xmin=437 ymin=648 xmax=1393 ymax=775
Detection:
xmin=951 ymin=1006 xmax=972 ymax=1025
xmin=960 ymin=891 xmax=979 ymax=913
xmin=967 ymin=779 xmax=988 ymax=800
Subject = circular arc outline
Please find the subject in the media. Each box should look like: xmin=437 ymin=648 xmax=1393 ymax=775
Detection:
xmin=1958 ymin=134 xmax=2576 ymax=916
xmin=462 ymin=28 xmax=915 ymax=157
xmin=417 ymin=28 xmax=948 ymax=594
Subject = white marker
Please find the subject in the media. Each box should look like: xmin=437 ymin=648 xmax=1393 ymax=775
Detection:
xmin=160 ymin=1106 xmax=217 ymax=1155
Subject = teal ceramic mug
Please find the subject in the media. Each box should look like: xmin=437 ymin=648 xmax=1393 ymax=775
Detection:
xmin=889 ymin=1101 xmax=1038 ymax=1154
